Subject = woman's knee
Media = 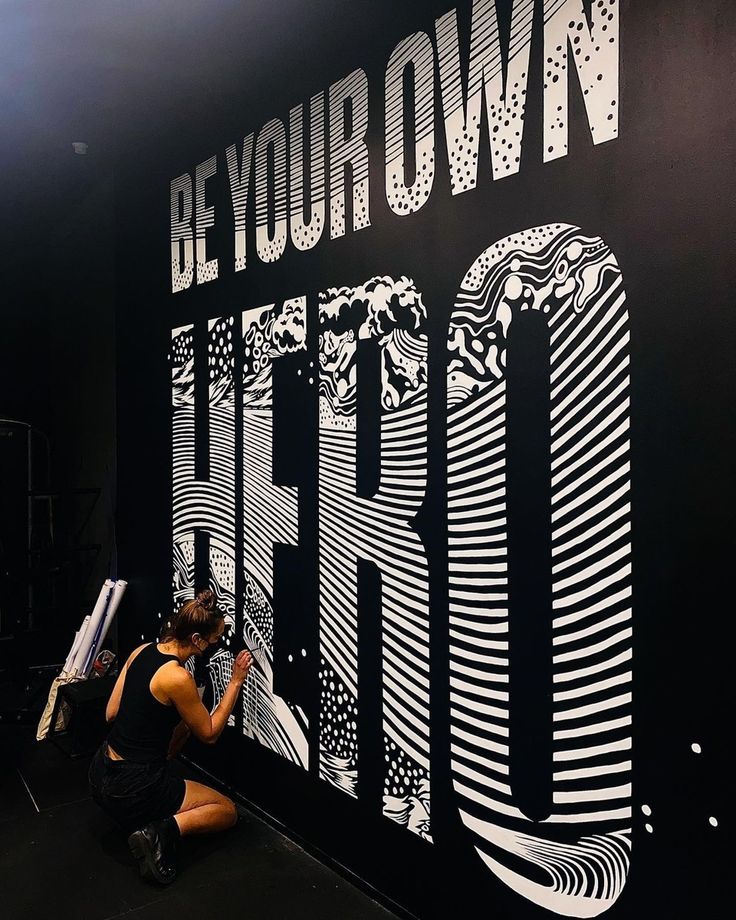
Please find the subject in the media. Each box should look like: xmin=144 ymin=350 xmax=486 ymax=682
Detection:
xmin=223 ymin=797 xmax=238 ymax=827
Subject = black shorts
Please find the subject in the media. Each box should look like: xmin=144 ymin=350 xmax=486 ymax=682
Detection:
xmin=88 ymin=744 xmax=186 ymax=832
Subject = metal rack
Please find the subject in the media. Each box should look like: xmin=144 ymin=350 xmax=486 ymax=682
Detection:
xmin=0 ymin=418 xmax=47 ymax=635
xmin=0 ymin=418 xmax=102 ymax=637
xmin=28 ymin=487 xmax=102 ymax=626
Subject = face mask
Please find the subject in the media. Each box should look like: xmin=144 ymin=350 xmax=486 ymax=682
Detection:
xmin=196 ymin=634 xmax=222 ymax=661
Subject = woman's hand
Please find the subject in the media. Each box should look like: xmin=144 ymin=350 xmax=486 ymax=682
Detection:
xmin=231 ymin=649 xmax=253 ymax=685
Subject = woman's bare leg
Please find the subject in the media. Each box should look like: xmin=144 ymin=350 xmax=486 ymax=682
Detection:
xmin=174 ymin=779 xmax=237 ymax=835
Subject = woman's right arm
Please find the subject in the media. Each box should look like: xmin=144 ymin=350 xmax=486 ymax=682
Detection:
xmin=167 ymin=650 xmax=252 ymax=744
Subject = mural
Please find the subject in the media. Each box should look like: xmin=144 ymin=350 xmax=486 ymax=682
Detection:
xmin=435 ymin=0 xmax=533 ymax=189
xmin=241 ymin=298 xmax=309 ymax=767
xmin=447 ymin=225 xmax=631 ymax=915
xmin=225 ymin=133 xmax=254 ymax=274
xmin=163 ymin=0 xmax=633 ymax=911
xmin=318 ymin=276 xmax=431 ymax=838
xmin=171 ymin=317 xmax=238 ymax=713
xmin=118 ymin=0 xmax=733 ymax=917
xmin=255 ymin=121 xmax=289 ymax=263
xmin=328 ymin=68 xmax=371 ymax=239
xmin=385 ymin=31 xmax=436 ymax=214
xmin=289 ymin=94 xmax=327 ymax=250
xmin=170 ymin=1 xmax=619 ymax=285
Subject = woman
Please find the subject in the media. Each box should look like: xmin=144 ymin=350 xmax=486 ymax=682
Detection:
xmin=88 ymin=588 xmax=252 ymax=884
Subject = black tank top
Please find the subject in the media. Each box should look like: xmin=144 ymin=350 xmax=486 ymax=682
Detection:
xmin=107 ymin=643 xmax=182 ymax=763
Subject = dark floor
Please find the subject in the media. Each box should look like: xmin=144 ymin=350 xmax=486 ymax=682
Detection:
xmin=0 ymin=724 xmax=398 ymax=920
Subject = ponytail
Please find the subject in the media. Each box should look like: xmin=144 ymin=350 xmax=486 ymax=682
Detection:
xmin=161 ymin=588 xmax=222 ymax=642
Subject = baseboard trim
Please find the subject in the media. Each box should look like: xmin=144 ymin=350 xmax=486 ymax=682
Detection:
xmin=179 ymin=753 xmax=418 ymax=920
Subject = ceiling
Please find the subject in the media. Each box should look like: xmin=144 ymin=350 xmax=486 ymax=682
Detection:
xmin=0 ymin=0 xmax=374 ymax=266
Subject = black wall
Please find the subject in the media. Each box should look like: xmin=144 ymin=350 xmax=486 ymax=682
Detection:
xmin=1 ymin=119 xmax=116 ymax=656
xmin=114 ymin=2 xmax=734 ymax=917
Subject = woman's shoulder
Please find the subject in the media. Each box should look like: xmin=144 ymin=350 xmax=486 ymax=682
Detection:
xmin=124 ymin=643 xmax=150 ymax=670
xmin=153 ymin=652 xmax=189 ymax=680
xmin=155 ymin=659 xmax=194 ymax=700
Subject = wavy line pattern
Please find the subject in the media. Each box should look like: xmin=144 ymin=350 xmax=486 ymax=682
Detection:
xmin=435 ymin=0 xmax=533 ymax=191
xmin=289 ymin=94 xmax=326 ymax=251
xmin=195 ymin=156 xmax=218 ymax=283
xmin=255 ymin=118 xmax=288 ymax=263
xmin=172 ymin=317 xmax=237 ymax=717
xmin=447 ymin=224 xmax=632 ymax=915
xmin=242 ymin=299 xmax=309 ymax=769
xmin=385 ymin=30 xmax=435 ymax=215
xmin=225 ymin=133 xmax=254 ymax=273
xmin=328 ymin=68 xmax=370 ymax=239
xmin=170 ymin=175 xmax=193 ymax=292
xmin=318 ymin=276 xmax=431 ymax=841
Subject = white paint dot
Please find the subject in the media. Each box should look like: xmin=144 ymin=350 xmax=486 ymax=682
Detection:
xmin=645 ymin=823 xmax=653 ymax=834
xmin=505 ymin=275 xmax=523 ymax=300
xmin=709 ymin=816 xmax=718 ymax=828
xmin=641 ymin=804 xmax=652 ymax=816
xmin=691 ymin=742 xmax=702 ymax=754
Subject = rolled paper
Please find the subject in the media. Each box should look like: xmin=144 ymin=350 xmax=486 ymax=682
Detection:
xmin=71 ymin=579 xmax=115 ymax=676
xmin=62 ymin=621 xmax=86 ymax=675
xmin=101 ymin=580 xmax=127 ymax=648
xmin=62 ymin=632 xmax=76 ymax=674
xmin=80 ymin=579 xmax=128 ymax=677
